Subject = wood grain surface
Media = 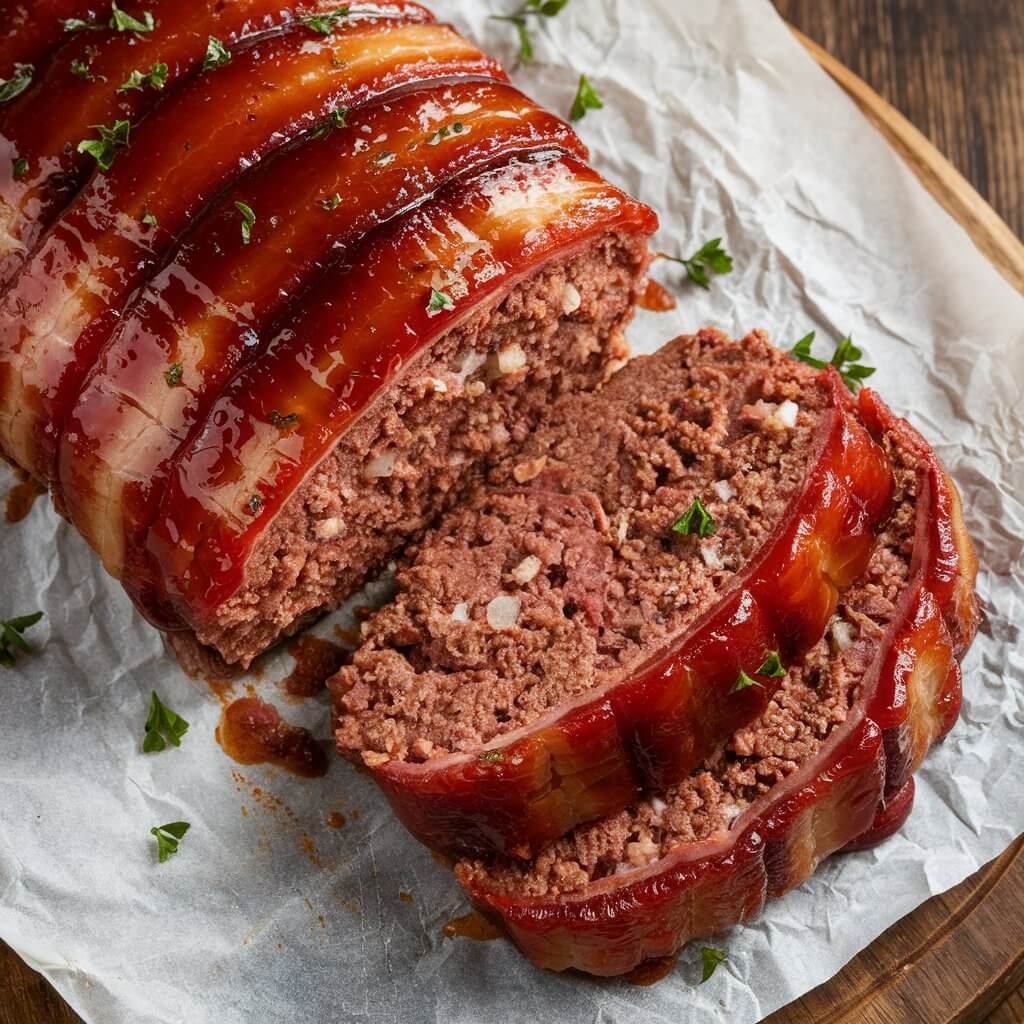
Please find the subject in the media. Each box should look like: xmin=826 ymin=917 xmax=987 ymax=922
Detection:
xmin=2 ymin=7 xmax=1022 ymax=1024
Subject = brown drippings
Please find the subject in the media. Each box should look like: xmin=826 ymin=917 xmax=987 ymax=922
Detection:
xmin=283 ymin=634 xmax=349 ymax=698
xmin=300 ymin=833 xmax=322 ymax=866
xmin=430 ymin=849 xmax=454 ymax=869
xmin=4 ymin=468 xmax=45 ymax=523
xmin=166 ymin=632 xmax=245 ymax=703
xmin=637 ymin=278 xmax=677 ymax=312
xmin=326 ymin=811 xmax=347 ymax=829
xmin=333 ymin=624 xmax=362 ymax=648
xmin=217 ymin=697 xmax=328 ymax=778
xmin=442 ymin=910 xmax=502 ymax=942
xmin=399 ymin=891 xmax=412 ymax=903
xmin=625 ymin=955 xmax=678 ymax=986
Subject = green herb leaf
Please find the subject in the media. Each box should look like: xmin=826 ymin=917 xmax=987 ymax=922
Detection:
xmin=731 ymin=670 xmax=763 ymax=694
xmin=700 ymin=946 xmax=727 ymax=983
xmin=478 ymin=750 xmax=504 ymax=764
xmin=12 ymin=157 xmax=28 ymax=179
xmin=427 ymin=288 xmax=455 ymax=316
xmin=569 ymin=73 xmax=603 ymax=122
xmin=164 ymin=362 xmax=183 ymax=387
xmin=109 ymin=2 xmax=155 ymax=33
xmin=660 ymin=238 xmax=734 ymax=291
xmin=299 ymin=7 xmax=351 ymax=34
xmin=0 ymin=611 xmax=44 ymax=668
xmin=790 ymin=331 xmax=876 ymax=393
xmin=202 ymin=36 xmax=231 ymax=73
xmin=427 ymin=121 xmax=468 ymax=146
xmin=234 ymin=201 xmax=256 ymax=245
xmin=64 ymin=17 xmax=102 ymax=31
xmin=77 ymin=119 xmax=131 ymax=172
xmin=270 ymin=410 xmax=299 ymax=430
xmin=150 ymin=820 xmax=190 ymax=863
xmin=141 ymin=210 xmax=158 ymax=227
xmin=0 ymin=62 xmax=34 ymax=103
xmin=70 ymin=55 xmax=107 ymax=82
xmin=671 ymin=497 xmax=717 ymax=538
xmin=755 ymin=650 xmax=787 ymax=679
xmin=312 ymin=106 xmax=349 ymax=139
xmin=143 ymin=690 xmax=189 ymax=752
xmin=319 ymin=193 xmax=342 ymax=210
xmin=118 ymin=61 xmax=167 ymax=92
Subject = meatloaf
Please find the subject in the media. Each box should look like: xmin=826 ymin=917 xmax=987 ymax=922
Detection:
xmin=331 ymin=329 xmax=895 ymax=857
xmin=0 ymin=5 xmax=656 ymax=665
xmin=456 ymin=388 xmax=978 ymax=975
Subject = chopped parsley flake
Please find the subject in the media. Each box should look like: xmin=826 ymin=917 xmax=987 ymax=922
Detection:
xmin=478 ymin=750 xmax=504 ymax=763
xmin=790 ymin=331 xmax=876 ymax=394
xmin=141 ymin=210 xmax=158 ymax=227
xmin=299 ymin=8 xmax=351 ymax=34
xmin=0 ymin=62 xmax=33 ymax=104
xmin=164 ymin=362 xmax=183 ymax=387
xmin=312 ymin=106 xmax=349 ymax=139
xmin=202 ymin=36 xmax=232 ymax=73
xmin=569 ymin=73 xmax=603 ymax=122
xmin=234 ymin=201 xmax=256 ymax=244
xmin=700 ymin=946 xmax=727 ymax=983
xmin=319 ymin=193 xmax=342 ymax=210
xmin=151 ymin=821 xmax=190 ymax=863
xmin=731 ymin=670 xmax=764 ymax=694
xmin=659 ymin=239 xmax=733 ymax=290
xmin=77 ymin=119 xmax=131 ymax=172
xmin=427 ymin=121 xmax=468 ymax=145
xmin=12 ymin=157 xmax=28 ymax=179
xmin=671 ymin=497 xmax=717 ymax=538
xmin=142 ymin=690 xmax=189 ymax=752
xmin=118 ymin=62 xmax=168 ymax=92
xmin=0 ymin=611 xmax=44 ymax=668
xmin=270 ymin=410 xmax=299 ymax=430
xmin=427 ymin=288 xmax=455 ymax=316
xmin=108 ymin=2 xmax=155 ymax=33
xmin=247 ymin=495 xmax=263 ymax=514
xmin=755 ymin=650 xmax=787 ymax=679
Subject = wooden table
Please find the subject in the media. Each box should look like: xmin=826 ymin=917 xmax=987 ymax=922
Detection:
xmin=3 ymin=4 xmax=1023 ymax=1022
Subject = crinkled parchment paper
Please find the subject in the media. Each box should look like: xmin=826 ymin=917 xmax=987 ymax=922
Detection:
xmin=1 ymin=2 xmax=1022 ymax=1021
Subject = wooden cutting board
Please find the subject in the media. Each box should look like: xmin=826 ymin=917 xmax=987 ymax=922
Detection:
xmin=2 ymin=28 xmax=1023 ymax=1024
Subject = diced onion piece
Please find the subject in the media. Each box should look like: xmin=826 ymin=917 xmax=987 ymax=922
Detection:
xmin=626 ymin=835 xmax=660 ymax=867
xmin=511 ymin=555 xmax=542 ymax=584
xmin=512 ymin=455 xmax=547 ymax=483
xmin=830 ymin=618 xmax=856 ymax=650
xmin=491 ymin=343 xmax=527 ymax=377
xmin=453 ymin=349 xmax=487 ymax=383
xmin=486 ymin=595 xmax=521 ymax=630
xmin=712 ymin=479 xmax=736 ymax=502
xmin=776 ymin=399 xmax=799 ymax=428
xmin=561 ymin=282 xmax=582 ymax=314
xmin=451 ymin=602 xmax=470 ymax=623
xmin=315 ymin=515 xmax=344 ymax=540
xmin=363 ymin=451 xmax=398 ymax=479
xmin=700 ymin=544 xmax=723 ymax=569
xmin=650 ymin=795 xmax=668 ymax=816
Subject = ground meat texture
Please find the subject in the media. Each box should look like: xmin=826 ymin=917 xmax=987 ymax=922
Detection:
xmin=456 ymin=413 xmax=923 ymax=898
xmin=190 ymin=234 xmax=647 ymax=666
xmin=332 ymin=328 xmax=833 ymax=762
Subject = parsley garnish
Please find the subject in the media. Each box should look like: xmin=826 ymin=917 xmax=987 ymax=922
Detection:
xmin=108 ymin=2 xmax=155 ymax=33
xmin=247 ymin=495 xmax=263 ymax=513
xmin=0 ymin=62 xmax=33 ymax=103
xmin=142 ymin=690 xmax=189 ymax=752
xmin=312 ymin=106 xmax=349 ymax=139
xmin=427 ymin=288 xmax=455 ymax=316
xmin=731 ymin=670 xmax=764 ymax=694
xmin=490 ymin=0 xmax=569 ymax=64
xmin=790 ymin=331 xmax=876 ymax=394
xmin=234 ymin=201 xmax=256 ymax=244
xmin=671 ymin=497 xmax=717 ymax=538
xmin=202 ymin=36 xmax=231 ymax=73
xmin=427 ymin=121 xmax=467 ymax=146
xmin=319 ymin=193 xmax=342 ymax=210
xmin=478 ymin=751 xmax=504 ymax=763
xmin=660 ymin=239 xmax=733 ymax=290
xmin=150 ymin=821 xmax=190 ymax=863
xmin=0 ymin=611 xmax=44 ymax=668
xmin=12 ymin=158 xmax=28 ymax=179
xmin=756 ymin=650 xmax=787 ymax=678
xmin=270 ymin=410 xmax=299 ymax=430
xmin=70 ymin=55 xmax=106 ymax=82
xmin=118 ymin=62 xmax=167 ymax=92
xmin=141 ymin=210 xmax=158 ymax=227
xmin=164 ymin=362 xmax=183 ymax=387
xmin=569 ymin=73 xmax=603 ymax=122
xmin=300 ymin=8 xmax=351 ymax=34
xmin=700 ymin=946 xmax=727 ymax=983
xmin=77 ymin=119 xmax=131 ymax=172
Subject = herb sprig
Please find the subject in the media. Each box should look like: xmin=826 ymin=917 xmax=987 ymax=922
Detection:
xmin=150 ymin=821 xmax=190 ymax=863
xmin=790 ymin=331 xmax=876 ymax=393
xmin=202 ymin=36 xmax=231 ymax=73
xmin=66 ymin=3 xmax=155 ymax=34
xmin=700 ymin=946 xmax=727 ymax=983
xmin=659 ymin=238 xmax=733 ymax=290
xmin=143 ymin=691 xmax=189 ymax=752
xmin=569 ymin=73 xmax=603 ymax=122
xmin=0 ymin=612 xmax=44 ymax=668
xmin=312 ymin=106 xmax=349 ymax=139
xmin=299 ymin=8 xmax=351 ymax=35
xmin=490 ymin=0 xmax=569 ymax=64
xmin=77 ymin=119 xmax=131 ymax=172
xmin=0 ymin=63 xmax=33 ymax=104
xmin=118 ymin=62 xmax=168 ymax=92
xmin=671 ymin=497 xmax=717 ymax=538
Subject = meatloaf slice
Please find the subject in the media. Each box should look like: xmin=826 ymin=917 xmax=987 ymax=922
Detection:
xmin=456 ymin=394 xmax=978 ymax=975
xmin=331 ymin=329 xmax=895 ymax=857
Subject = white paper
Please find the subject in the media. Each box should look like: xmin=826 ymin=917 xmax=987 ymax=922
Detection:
xmin=2 ymin=2 xmax=1022 ymax=1021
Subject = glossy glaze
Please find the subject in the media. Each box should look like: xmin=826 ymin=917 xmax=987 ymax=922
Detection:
xmin=369 ymin=371 xmax=894 ymax=859
xmin=461 ymin=390 xmax=979 ymax=977
xmin=0 ymin=1 xmax=94 ymax=76
xmin=60 ymin=79 xmax=584 ymax=588
xmin=0 ymin=2 xmax=430 ymax=284
xmin=0 ymin=16 xmax=505 ymax=480
xmin=147 ymin=153 xmax=657 ymax=625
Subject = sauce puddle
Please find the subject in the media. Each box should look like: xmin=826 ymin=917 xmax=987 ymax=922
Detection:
xmin=326 ymin=811 xmax=347 ymax=829
xmin=283 ymin=634 xmax=349 ymax=698
xmin=442 ymin=910 xmax=502 ymax=942
xmin=217 ymin=696 xmax=328 ymax=778
xmin=637 ymin=278 xmax=677 ymax=312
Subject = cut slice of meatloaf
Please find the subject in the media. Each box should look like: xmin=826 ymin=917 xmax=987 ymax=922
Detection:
xmin=456 ymin=391 xmax=979 ymax=975
xmin=330 ymin=329 xmax=896 ymax=858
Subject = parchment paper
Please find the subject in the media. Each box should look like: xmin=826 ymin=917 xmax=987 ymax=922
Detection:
xmin=2 ymin=2 xmax=1022 ymax=1022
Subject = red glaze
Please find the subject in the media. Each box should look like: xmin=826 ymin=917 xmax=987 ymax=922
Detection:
xmin=0 ymin=2 xmax=431 ymax=284
xmin=147 ymin=154 xmax=658 ymax=625
xmin=0 ymin=17 xmax=505 ymax=481
xmin=843 ymin=777 xmax=915 ymax=852
xmin=361 ymin=371 xmax=894 ymax=859
xmin=59 ymin=79 xmax=585 ymax=593
xmin=0 ymin=1 xmax=94 ymax=77
xmin=460 ymin=393 xmax=978 ymax=976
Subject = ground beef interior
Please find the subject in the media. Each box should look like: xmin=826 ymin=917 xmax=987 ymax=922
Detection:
xmin=455 ymin=424 xmax=921 ymax=899
xmin=190 ymin=233 xmax=648 ymax=666
xmin=332 ymin=329 xmax=835 ymax=763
